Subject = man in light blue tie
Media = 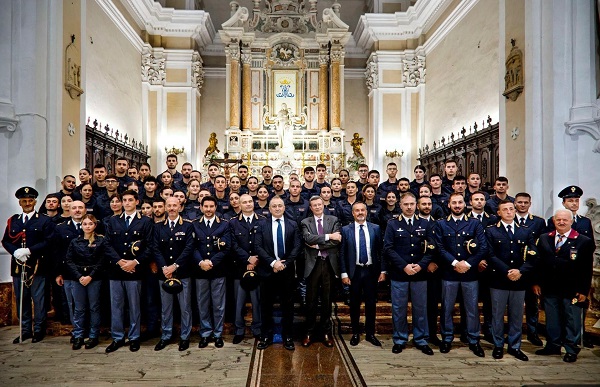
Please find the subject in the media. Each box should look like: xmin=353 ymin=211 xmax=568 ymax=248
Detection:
xmin=339 ymin=201 xmax=386 ymax=347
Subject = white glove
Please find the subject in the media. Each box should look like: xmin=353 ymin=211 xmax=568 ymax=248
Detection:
xmin=13 ymin=248 xmax=31 ymax=263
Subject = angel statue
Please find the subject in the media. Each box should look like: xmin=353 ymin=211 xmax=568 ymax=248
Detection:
xmin=350 ymin=133 xmax=365 ymax=159
xmin=204 ymin=132 xmax=220 ymax=157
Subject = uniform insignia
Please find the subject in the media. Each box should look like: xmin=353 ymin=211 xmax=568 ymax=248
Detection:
xmin=175 ymin=232 xmax=186 ymax=236
xmin=24 ymin=188 xmax=29 ymax=193
xmin=396 ymin=228 xmax=404 ymax=232
xmin=570 ymin=248 xmax=577 ymax=260
xmin=571 ymin=186 xmax=576 ymax=193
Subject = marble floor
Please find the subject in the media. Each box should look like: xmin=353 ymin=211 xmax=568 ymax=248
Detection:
xmin=1 ymin=326 xmax=600 ymax=386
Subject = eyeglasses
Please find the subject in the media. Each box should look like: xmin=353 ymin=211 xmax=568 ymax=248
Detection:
xmin=106 ymin=180 xmax=118 ymax=184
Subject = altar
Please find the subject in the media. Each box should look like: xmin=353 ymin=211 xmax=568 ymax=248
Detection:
xmin=215 ymin=0 xmax=351 ymax=178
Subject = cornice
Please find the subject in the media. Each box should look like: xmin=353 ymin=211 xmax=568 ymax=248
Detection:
xmin=422 ymin=0 xmax=481 ymax=54
xmin=94 ymin=0 xmax=144 ymax=53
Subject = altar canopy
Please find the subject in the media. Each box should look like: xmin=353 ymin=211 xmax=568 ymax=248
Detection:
xmin=220 ymin=0 xmax=351 ymax=177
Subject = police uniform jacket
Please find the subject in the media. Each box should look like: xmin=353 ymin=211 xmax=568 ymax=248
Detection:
xmin=229 ymin=213 xmax=266 ymax=279
xmin=104 ymin=212 xmax=154 ymax=281
xmin=431 ymin=193 xmax=449 ymax=217
xmin=65 ymin=235 xmax=117 ymax=280
xmin=546 ymin=214 xmax=594 ymax=241
xmin=192 ymin=216 xmax=231 ymax=279
xmin=283 ymin=197 xmax=310 ymax=225
xmin=485 ymin=195 xmax=515 ymax=215
xmin=153 ymin=217 xmax=195 ymax=280
xmin=2 ymin=212 xmax=55 ymax=277
xmin=485 ymin=222 xmax=537 ymax=290
xmin=54 ymin=220 xmax=83 ymax=280
xmin=215 ymin=195 xmax=230 ymax=214
xmin=94 ymin=190 xmax=116 ymax=220
xmin=430 ymin=215 xmax=488 ymax=282
xmin=366 ymin=202 xmax=382 ymax=225
xmin=335 ymin=199 xmax=358 ymax=227
xmin=516 ymin=214 xmax=546 ymax=240
xmin=300 ymin=184 xmax=320 ymax=201
xmin=466 ymin=211 xmax=498 ymax=228
xmin=181 ymin=207 xmax=202 ymax=221
xmin=534 ymin=230 xmax=595 ymax=299
xmin=323 ymin=203 xmax=338 ymax=217
xmin=384 ymin=217 xmax=433 ymax=282
xmin=254 ymin=202 xmax=271 ymax=218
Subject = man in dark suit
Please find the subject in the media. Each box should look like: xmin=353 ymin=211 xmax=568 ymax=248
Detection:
xmin=192 ymin=196 xmax=230 ymax=349
xmin=104 ymin=190 xmax=154 ymax=353
xmin=301 ymin=196 xmax=342 ymax=347
xmin=384 ymin=192 xmax=434 ymax=355
xmin=2 ymin=187 xmax=55 ymax=344
xmin=486 ymin=200 xmax=537 ymax=361
xmin=431 ymin=193 xmax=488 ymax=357
xmin=513 ymin=192 xmax=546 ymax=346
xmin=153 ymin=197 xmax=194 ymax=352
xmin=340 ymin=201 xmax=386 ymax=347
xmin=255 ymin=197 xmax=302 ymax=351
xmin=533 ymin=209 xmax=595 ymax=362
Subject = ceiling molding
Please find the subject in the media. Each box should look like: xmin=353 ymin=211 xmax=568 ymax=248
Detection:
xmin=203 ymin=67 xmax=226 ymax=78
xmin=422 ymin=0 xmax=481 ymax=54
xmin=94 ymin=0 xmax=144 ymax=53
xmin=344 ymin=68 xmax=366 ymax=79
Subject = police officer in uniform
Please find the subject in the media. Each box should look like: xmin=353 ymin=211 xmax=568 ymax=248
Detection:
xmin=2 ymin=187 xmax=56 ymax=343
xmin=153 ymin=197 xmax=195 ymax=351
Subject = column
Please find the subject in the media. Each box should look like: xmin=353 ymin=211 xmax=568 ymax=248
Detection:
xmin=228 ymin=42 xmax=241 ymax=129
xmin=330 ymin=46 xmax=342 ymax=130
xmin=318 ymin=47 xmax=329 ymax=131
xmin=241 ymin=48 xmax=252 ymax=130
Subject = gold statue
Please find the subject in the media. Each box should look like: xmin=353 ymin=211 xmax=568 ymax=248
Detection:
xmin=350 ymin=133 xmax=365 ymax=159
xmin=204 ymin=132 xmax=220 ymax=157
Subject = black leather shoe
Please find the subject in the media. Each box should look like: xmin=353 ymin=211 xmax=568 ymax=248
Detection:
xmin=214 ymin=337 xmax=224 ymax=348
xmin=365 ymin=334 xmax=381 ymax=347
xmin=84 ymin=338 xmax=99 ymax=349
xmin=129 ymin=340 xmax=140 ymax=352
xmin=563 ymin=353 xmax=577 ymax=363
xmin=507 ymin=348 xmax=529 ymax=361
xmin=416 ymin=344 xmax=434 ymax=356
xmin=70 ymin=336 xmax=76 ymax=344
xmin=527 ymin=334 xmax=543 ymax=346
xmin=13 ymin=333 xmax=33 ymax=344
xmin=233 ymin=335 xmax=244 ymax=344
xmin=31 ymin=332 xmax=44 ymax=343
xmin=72 ymin=338 xmax=84 ymax=350
xmin=428 ymin=336 xmax=442 ymax=346
xmin=349 ymin=334 xmax=360 ymax=346
xmin=105 ymin=340 xmax=125 ymax=353
xmin=535 ymin=347 xmax=561 ymax=356
xmin=198 ymin=337 xmax=209 ymax=348
xmin=439 ymin=342 xmax=452 ymax=353
xmin=178 ymin=339 xmax=190 ymax=351
xmin=459 ymin=334 xmax=469 ymax=344
xmin=469 ymin=343 xmax=485 ymax=357
xmin=283 ymin=337 xmax=295 ymax=351
xmin=257 ymin=337 xmax=272 ymax=350
xmin=492 ymin=347 xmax=504 ymax=359
xmin=392 ymin=344 xmax=404 ymax=353
xmin=154 ymin=339 xmax=170 ymax=351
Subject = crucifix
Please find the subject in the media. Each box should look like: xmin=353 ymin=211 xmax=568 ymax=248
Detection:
xmin=211 ymin=152 xmax=243 ymax=180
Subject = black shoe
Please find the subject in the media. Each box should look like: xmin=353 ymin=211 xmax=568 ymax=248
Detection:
xmin=392 ymin=344 xmax=404 ymax=353
xmin=198 ymin=337 xmax=209 ymax=348
xmin=154 ymin=339 xmax=170 ymax=351
xmin=507 ymin=348 xmax=529 ymax=361
xmin=349 ymin=334 xmax=360 ymax=346
xmin=72 ymin=338 xmax=84 ymax=350
xmin=283 ymin=337 xmax=295 ymax=351
xmin=428 ymin=336 xmax=442 ymax=346
xmin=129 ymin=340 xmax=140 ymax=352
xmin=257 ymin=337 xmax=272 ymax=350
xmin=178 ymin=339 xmax=190 ymax=351
xmin=214 ymin=337 xmax=224 ymax=348
xmin=105 ymin=340 xmax=125 ymax=353
xmin=440 ymin=342 xmax=452 ymax=353
xmin=563 ymin=353 xmax=577 ymax=363
xmin=365 ymin=334 xmax=381 ymax=347
xmin=583 ymin=336 xmax=594 ymax=349
xmin=527 ymin=333 xmax=543 ymax=346
xmin=13 ymin=333 xmax=33 ymax=344
xmin=535 ymin=347 xmax=561 ymax=356
xmin=459 ymin=334 xmax=469 ymax=344
xmin=416 ymin=344 xmax=434 ymax=356
xmin=70 ymin=336 xmax=76 ymax=344
xmin=483 ymin=333 xmax=494 ymax=344
xmin=469 ymin=343 xmax=485 ymax=357
xmin=492 ymin=347 xmax=504 ymax=359
xmin=84 ymin=338 xmax=99 ymax=349
xmin=233 ymin=335 xmax=244 ymax=344
xmin=31 ymin=332 xmax=44 ymax=343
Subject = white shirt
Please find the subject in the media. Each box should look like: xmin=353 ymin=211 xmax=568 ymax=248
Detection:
xmin=555 ymin=229 xmax=572 ymax=245
xmin=271 ymin=216 xmax=285 ymax=265
xmin=340 ymin=222 xmax=372 ymax=279
xmin=419 ymin=215 xmax=431 ymax=221
xmin=516 ymin=213 xmax=528 ymax=224
xmin=204 ymin=216 xmax=215 ymax=228
xmin=401 ymin=215 xmax=415 ymax=224
xmin=22 ymin=211 xmax=35 ymax=222
xmin=168 ymin=216 xmax=180 ymax=229
xmin=243 ymin=213 xmax=254 ymax=223
xmin=501 ymin=220 xmax=515 ymax=234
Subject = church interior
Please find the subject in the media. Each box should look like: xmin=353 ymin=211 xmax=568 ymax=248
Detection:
xmin=1 ymin=0 xmax=600 ymax=385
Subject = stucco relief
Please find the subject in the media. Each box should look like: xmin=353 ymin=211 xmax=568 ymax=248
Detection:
xmin=364 ymin=59 xmax=378 ymax=93
xmin=402 ymin=55 xmax=426 ymax=87
xmin=141 ymin=48 xmax=165 ymax=85
xmin=502 ymin=39 xmax=524 ymax=101
xmin=192 ymin=53 xmax=204 ymax=91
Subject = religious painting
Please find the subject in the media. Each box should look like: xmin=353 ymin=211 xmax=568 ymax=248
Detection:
xmin=272 ymin=70 xmax=298 ymax=116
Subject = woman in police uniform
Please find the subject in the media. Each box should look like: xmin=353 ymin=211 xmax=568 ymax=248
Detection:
xmin=65 ymin=214 xmax=120 ymax=350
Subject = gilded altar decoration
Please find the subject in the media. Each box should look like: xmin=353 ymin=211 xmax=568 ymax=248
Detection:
xmin=270 ymin=43 xmax=301 ymax=67
xmin=205 ymin=132 xmax=221 ymax=157
xmin=350 ymin=133 xmax=365 ymax=159
xmin=65 ymin=35 xmax=83 ymax=99
xmin=503 ymin=39 xmax=524 ymax=101
xmin=141 ymin=46 xmax=165 ymax=85
xmin=251 ymin=0 xmax=318 ymax=34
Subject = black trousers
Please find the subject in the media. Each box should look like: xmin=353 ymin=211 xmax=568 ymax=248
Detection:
xmin=349 ymin=265 xmax=378 ymax=335
xmin=305 ymin=259 xmax=335 ymax=335
xmin=260 ymin=266 xmax=295 ymax=338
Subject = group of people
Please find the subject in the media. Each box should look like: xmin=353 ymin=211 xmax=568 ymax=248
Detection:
xmin=2 ymin=155 xmax=595 ymax=364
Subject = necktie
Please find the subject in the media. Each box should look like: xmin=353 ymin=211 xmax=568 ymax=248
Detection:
xmin=206 ymin=220 xmax=210 ymax=228
xmin=555 ymin=234 xmax=565 ymax=251
xmin=408 ymin=218 xmax=412 ymax=227
xmin=23 ymin=215 xmax=28 ymax=224
xmin=246 ymin=217 xmax=251 ymax=224
xmin=507 ymin=224 xmax=514 ymax=239
xmin=477 ymin=214 xmax=482 ymax=222
xmin=317 ymin=218 xmax=328 ymax=258
xmin=170 ymin=221 xmax=175 ymax=232
xmin=125 ymin=216 xmax=131 ymax=228
xmin=519 ymin=217 xmax=525 ymax=226
xmin=76 ymin=223 xmax=82 ymax=235
xmin=359 ymin=224 xmax=368 ymax=265
xmin=276 ymin=219 xmax=285 ymax=259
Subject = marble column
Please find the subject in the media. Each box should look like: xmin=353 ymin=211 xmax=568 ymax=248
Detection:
xmin=228 ymin=42 xmax=241 ymax=129
xmin=241 ymin=49 xmax=252 ymax=130
xmin=318 ymin=48 xmax=329 ymax=131
xmin=330 ymin=48 xmax=342 ymax=131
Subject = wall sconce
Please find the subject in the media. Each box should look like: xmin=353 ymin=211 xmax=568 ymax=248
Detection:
xmin=165 ymin=146 xmax=185 ymax=156
xmin=384 ymin=149 xmax=404 ymax=158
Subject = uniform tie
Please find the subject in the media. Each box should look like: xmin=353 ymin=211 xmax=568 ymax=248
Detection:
xmin=23 ymin=215 xmax=29 ymax=224
xmin=276 ymin=219 xmax=285 ymax=259
xmin=246 ymin=217 xmax=251 ymax=224
xmin=76 ymin=223 xmax=82 ymax=235
xmin=519 ymin=217 xmax=526 ymax=226
xmin=408 ymin=218 xmax=412 ymax=227
xmin=170 ymin=221 xmax=175 ymax=232
xmin=359 ymin=225 xmax=368 ymax=265
xmin=206 ymin=220 xmax=210 ymax=228
xmin=477 ymin=214 xmax=482 ymax=222
xmin=555 ymin=234 xmax=565 ymax=251
xmin=125 ymin=215 xmax=131 ymax=228
xmin=507 ymin=224 xmax=514 ymax=240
